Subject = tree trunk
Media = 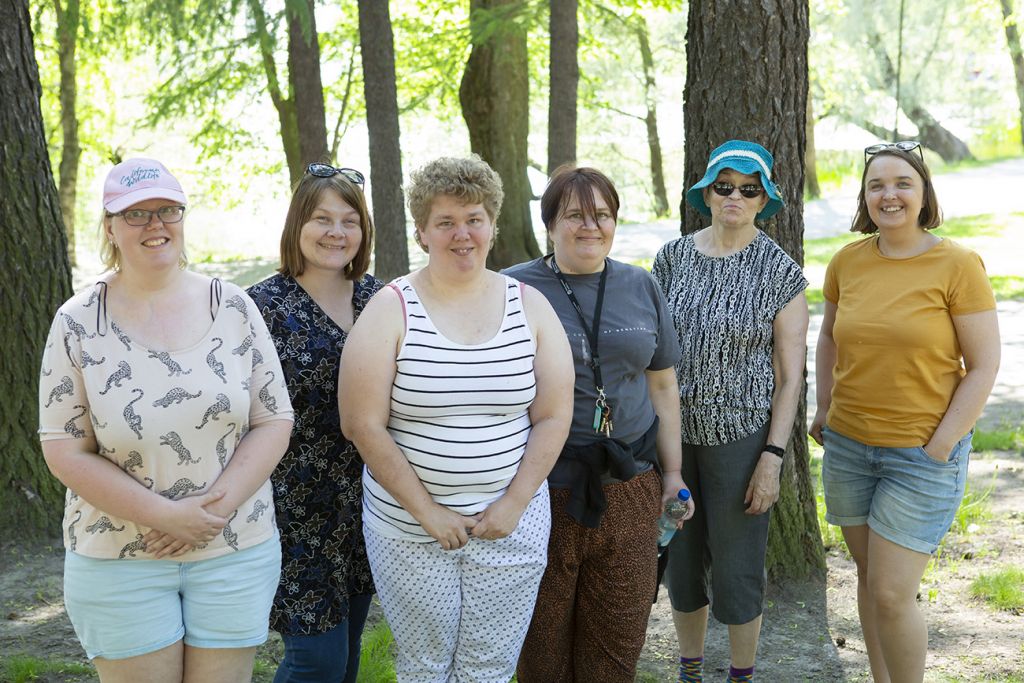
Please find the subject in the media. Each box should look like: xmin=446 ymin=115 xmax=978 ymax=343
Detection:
xmin=54 ymin=0 xmax=80 ymax=267
xmin=682 ymin=0 xmax=825 ymax=580
xmin=804 ymin=96 xmax=820 ymax=199
xmin=460 ymin=0 xmax=541 ymax=269
xmin=287 ymin=0 xmax=328 ymax=170
xmin=357 ymin=0 xmax=409 ymax=282
xmin=863 ymin=22 xmax=973 ymax=163
xmin=547 ymin=0 xmax=577 ymax=174
xmin=635 ymin=14 xmax=669 ymax=217
xmin=247 ymin=0 xmax=301 ymax=186
xmin=0 ymin=0 xmax=74 ymax=537
xmin=1000 ymin=0 xmax=1024 ymax=151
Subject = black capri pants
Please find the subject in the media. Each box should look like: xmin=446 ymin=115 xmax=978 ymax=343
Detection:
xmin=663 ymin=421 xmax=771 ymax=625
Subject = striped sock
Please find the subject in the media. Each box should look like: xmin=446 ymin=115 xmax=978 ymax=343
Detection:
xmin=678 ymin=656 xmax=703 ymax=682
xmin=728 ymin=664 xmax=754 ymax=682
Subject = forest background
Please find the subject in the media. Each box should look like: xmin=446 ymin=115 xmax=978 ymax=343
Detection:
xmin=2 ymin=0 xmax=1024 ymax=679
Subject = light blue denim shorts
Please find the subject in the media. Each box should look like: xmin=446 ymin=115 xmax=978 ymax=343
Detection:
xmin=63 ymin=534 xmax=281 ymax=660
xmin=821 ymin=426 xmax=971 ymax=555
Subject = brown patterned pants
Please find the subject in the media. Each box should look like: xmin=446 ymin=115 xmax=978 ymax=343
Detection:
xmin=516 ymin=468 xmax=662 ymax=683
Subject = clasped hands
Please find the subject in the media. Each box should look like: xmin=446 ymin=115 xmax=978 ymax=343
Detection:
xmin=420 ymin=495 xmax=528 ymax=551
xmin=142 ymin=489 xmax=231 ymax=559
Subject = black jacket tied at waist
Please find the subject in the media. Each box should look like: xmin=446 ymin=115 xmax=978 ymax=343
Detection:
xmin=557 ymin=417 xmax=660 ymax=528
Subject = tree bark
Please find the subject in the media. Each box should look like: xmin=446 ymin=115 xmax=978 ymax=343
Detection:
xmin=805 ymin=96 xmax=820 ymax=199
xmin=54 ymin=0 xmax=80 ymax=266
xmin=682 ymin=0 xmax=825 ymax=579
xmin=247 ymin=0 xmax=301 ymax=186
xmin=287 ymin=0 xmax=328 ymax=170
xmin=0 ymin=0 xmax=74 ymax=537
xmin=635 ymin=14 xmax=669 ymax=217
xmin=460 ymin=0 xmax=541 ymax=269
xmin=1000 ymin=0 xmax=1024 ymax=151
xmin=357 ymin=0 xmax=409 ymax=282
xmin=547 ymin=0 xmax=577 ymax=174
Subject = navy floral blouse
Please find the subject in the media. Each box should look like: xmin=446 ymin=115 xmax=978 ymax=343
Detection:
xmin=247 ymin=272 xmax=383 ymax=636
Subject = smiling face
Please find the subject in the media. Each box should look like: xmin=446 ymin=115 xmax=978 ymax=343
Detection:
xmin=298 ymin=190 xmax=363 ymax=275
xmin=550 ymin=185 xmax=616 ymax=274
xmin=105 ymin=198 xmax=185 ymax=271
xmin=863 ymin=155 xmax=925 ymax=233
xmin=704 ymin=169 xmax=768 ymax=230
xmin=418 ymin=194 xmax=493 ymax=273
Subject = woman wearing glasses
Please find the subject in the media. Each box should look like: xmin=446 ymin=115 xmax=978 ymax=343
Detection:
xmin=247 ymin=163 xmax=382 ymax=683
xmin=339 ymin=155 xmax=574 ymax=681
xmin=507 ymin=165 xmax=692 ymax=682
xmin=811 ymin=142 xmax=999 ymax=682
xmin=652 ymin=140 xmax=808 ymax=683
xmin=38 ymin=158 xmax=293 ymax=682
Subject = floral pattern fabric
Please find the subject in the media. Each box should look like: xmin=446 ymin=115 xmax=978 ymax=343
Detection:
xmin=248 ymin=272 xmax=383 ymax=636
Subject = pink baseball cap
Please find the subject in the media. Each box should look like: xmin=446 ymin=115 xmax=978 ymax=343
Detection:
xmin=103 ymin=158 xmax=187 ymax=213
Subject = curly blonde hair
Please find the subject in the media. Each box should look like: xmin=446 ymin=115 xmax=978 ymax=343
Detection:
xmin=406 ymin=155 xmax=504 ymax=251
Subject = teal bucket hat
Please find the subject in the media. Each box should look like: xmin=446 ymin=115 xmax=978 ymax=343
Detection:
xmin=685 ymin=140 xmax=784 ymax=220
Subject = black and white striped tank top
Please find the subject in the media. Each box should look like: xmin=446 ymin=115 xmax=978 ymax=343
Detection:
xmin=362 ymin=275 xmax=538 ymax=541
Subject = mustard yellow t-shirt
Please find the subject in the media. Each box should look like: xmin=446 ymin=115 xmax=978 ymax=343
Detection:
xmin=823 ymin=237 xmax=995 ymax=446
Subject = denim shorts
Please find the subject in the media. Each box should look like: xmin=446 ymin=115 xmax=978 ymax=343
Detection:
xmin=64 ymin=535 xmax=281 ymax=660
xmin=821 ymin=426 xmax=971 ymax=554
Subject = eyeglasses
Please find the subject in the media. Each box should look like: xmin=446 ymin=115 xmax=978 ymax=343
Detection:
xmin=711 ymin=182 xmax=764 ymax=199
xmin=306 ymin=163 xmax=365 ymax=188
xmin=109 ymin=205 xmax=185 ymax=227
xmin=864 ymin=141 xmax=923 ymax=163
xmin=561 ymin=209 xmax=616 ymax=228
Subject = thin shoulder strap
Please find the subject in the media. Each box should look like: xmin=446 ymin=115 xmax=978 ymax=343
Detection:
xmin=95 ymin=281 xmax=109 ymax=335
xmin=209 ymin=278 xmax=223 ymax=321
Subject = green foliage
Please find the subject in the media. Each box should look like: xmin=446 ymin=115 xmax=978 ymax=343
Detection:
xmin=808 ymin=438 xmax=846 ymax=553
xmin=803 ymin=233 xmax=861 ymax=266
xmin=972 ymin=426 xmax=1024 ymax=452
xmin=951 ymin=474 xmax=995 ymax=534
xmin=358 ymin=620 xmax=398 ymax=683
xmin=970 ymin=566 xmax=1024 ymax=613
xmin=808 ymin=149 xmax=861 ymax=195
xmin=0 ymin=655 xmax=93 ymax=683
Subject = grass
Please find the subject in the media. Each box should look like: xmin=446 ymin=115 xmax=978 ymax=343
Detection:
xmin=357 ymin=620 xmax=398 ymax=683
xmin=970 ymin=566 xmax=1024 ymax=613
xmin=0 ymin=655 xmax=93 ymax=683
xmin=972 ymin=426 xmax=1024 ymax=453
xmin=808 ymin=437 xmax=846 ymax=553
xmin=950 ymin=473 xmax=996 ymax=535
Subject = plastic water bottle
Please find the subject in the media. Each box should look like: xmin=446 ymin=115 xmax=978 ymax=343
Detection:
xmin=657 ymin=489 xmax=692 ymax=549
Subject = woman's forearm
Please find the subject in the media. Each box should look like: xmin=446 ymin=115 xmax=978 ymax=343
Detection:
xmin=203 ymin=418 xmax=292 ymax=518
xmin=348 ymin=422 xmax=442 ymax=521
xmin=43 ymin=439 xmax=177 ymax=529
xmin=501 ymin=413 xmax=570 ymax=508
xmin=928 ymin=368 xmax=999 ymax=452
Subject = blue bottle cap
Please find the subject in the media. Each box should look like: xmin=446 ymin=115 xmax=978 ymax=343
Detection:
xmin=677 ymin=488 xmax=691 ymax=501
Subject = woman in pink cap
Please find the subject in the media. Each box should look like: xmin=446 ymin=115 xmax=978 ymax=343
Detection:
xmin=38 ymin=158 xmax=294 ymax=682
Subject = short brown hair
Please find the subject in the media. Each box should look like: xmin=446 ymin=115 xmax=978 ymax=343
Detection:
xmin=541 ymin=165 xmax=620 ymax=231
xmin=279 ymin=172 xmax=374 ymax=279
xmin=851 ymin=148 xmax=942 ymax=234
xmin=406 ymin=155 xmax=503 ymax=252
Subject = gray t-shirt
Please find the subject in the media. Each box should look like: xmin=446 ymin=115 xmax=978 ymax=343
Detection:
xmin=504 ymin=257 xmax=681 ymax=487
xmin=652 ymin=231 xmax=807 ymax=445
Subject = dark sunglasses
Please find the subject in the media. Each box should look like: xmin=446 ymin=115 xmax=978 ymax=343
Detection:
xmin=864 ymin=141 xmax=923 ymax=163
xmin=711 ymin=182 xmax=764 ymax=199
xmin=306 ymin=163 xmax=365 ymax=188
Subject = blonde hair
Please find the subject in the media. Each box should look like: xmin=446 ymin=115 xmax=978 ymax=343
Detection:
xmin=406 ymin=155 xmax=504 ymax=251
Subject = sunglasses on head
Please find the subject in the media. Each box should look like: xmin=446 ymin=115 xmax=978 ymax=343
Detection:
xmin=864 ymin=141 xmax=923 ymax=163
xmin=306 ymin=163 xmax=365 ymax=188
xmin=711 ymin=182 xmax=764 ymax=199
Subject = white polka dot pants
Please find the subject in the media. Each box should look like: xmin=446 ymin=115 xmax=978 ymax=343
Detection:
xmin=364 ymin=488 xmax=551 ymax=683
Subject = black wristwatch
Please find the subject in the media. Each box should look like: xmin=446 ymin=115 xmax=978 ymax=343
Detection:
xmin=763 ymin=444 xmax=786 ymax=459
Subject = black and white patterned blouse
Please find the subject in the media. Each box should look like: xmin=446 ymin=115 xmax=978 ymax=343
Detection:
xmin=247 ymin=272 xmax=383 ymax=636
xmin=652 ymin=231 xmax=807 ymax=446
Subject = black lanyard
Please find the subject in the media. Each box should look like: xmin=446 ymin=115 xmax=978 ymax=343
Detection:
xmin=549 ymin=255 xmax=612 ymax=435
